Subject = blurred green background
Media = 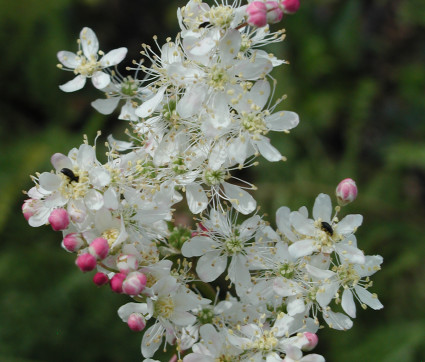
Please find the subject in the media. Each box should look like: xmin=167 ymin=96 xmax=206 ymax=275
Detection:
xmin=1 ymin=0 xmax=424 ymax=361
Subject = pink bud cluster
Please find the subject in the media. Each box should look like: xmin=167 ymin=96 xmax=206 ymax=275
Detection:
xmin=246 ymin=0 xmax=300 ymax=28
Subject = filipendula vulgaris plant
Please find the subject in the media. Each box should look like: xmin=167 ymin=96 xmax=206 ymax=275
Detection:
xmin=22 ymin=1 xmax=383 ymax=360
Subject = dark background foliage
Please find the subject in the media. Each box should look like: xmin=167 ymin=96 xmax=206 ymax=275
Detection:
xmin=0 ymin=0 xmax=424 ymax=361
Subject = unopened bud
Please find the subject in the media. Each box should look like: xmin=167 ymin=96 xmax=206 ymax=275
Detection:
xmin=110 ymin=272 xmax=126 ymax=293
xmin=63 ymin=233 xmax=84 ymax=252
xmin=246 ymin=1 xmax=268 ymax=27
xmin=48 ymin=208 xmax=70 ymax=231
xmin=117 ymin=254 xmax=138 ymax=274
xmin=336 ymin=178 xmax=358 ymax=206
xmin=266 ymin=1 xmax=283 ymax=24
xmin=93 ymin=272 xmax=109 ymax=286
xmin=127 ymin=313 xmax=146 ymax=332
xmin=89 ymin=237 xmax=109 ymax=260
xmin=22 ymin=199 xmax=35 ymax=221
xmin=280 ymin=0 xmax=300 ymax=14
xmin=122 ymin=272 xmax=147 ymax=296
xmin=75 ymin=253 xmax=97 ymax=272
xmin=302 ymin=332 xmax=319 ymax=351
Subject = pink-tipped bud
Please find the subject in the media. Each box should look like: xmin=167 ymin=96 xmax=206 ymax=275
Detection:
xmin=302 ymin=332 xmax=319 ymax=351
xmin=266 ymin=1 xmax=283 ymax=23
xmin=122 ymin=272 xmax=147 ymax=296
xmin=117 ymin=254 xmax=138 ymax=274
xmin=110 ymin=272 xmax=126 ymax=293
xmin=281 ymin=0 xmax=300 ymax=14
xmin=89 ymin=237 xmax=109 ymax=260
xmin=48 ymin=208 xmax=70 ymax=231
xmin=22 ymin=199 xmax=35 ymax=221
xmin=336 ymin=178 xmax=358 ymax=206
xmin=75 ymin=253 xmax=97 ymax=272
xmin=127 ymin=313 xmax=146 ymax=332
xmin=93 ymin=272 xmax=109 ymax=286
xmin=246 ymin=1 xmax=268 ymax=27
xmin=63 ymin=233 xmax=84 ymax=252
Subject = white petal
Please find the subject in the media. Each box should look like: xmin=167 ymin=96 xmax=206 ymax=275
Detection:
xmin=59 ymin=75 xmax=86 ymax=92
xmin=316 ymin=282 xmax=339 ymax=308
xmin=233 ymin=57 xmax=273 ymax=79
xmin=265 ymin=111 xmax=299 ymax=131
xmin=335 ymin=242 xmax=365 ymax=264
xmin=228 ymin=254 xmax=251 ymax=289
xmin=186 ymin=183 xmax=208 ymax=214
xmin=312 ymin=193 xmax=332 ymax=222
xmin=273 ymin=277 xmax=302 ymax=297
xmin=77 ymin=144 xmax=95 ymax=169
xmin=322 ymin=310 xmax=353 ymax=331
xmin=306 ymin=264 xmax=335 ymax=280
xmin=103 ymin=187 xmax=119 ymax=210
xmin=341 ymin=289 xmax=356 ymax=318
xmin=354 ymin=285 xmax=383 ymax=310
xmin=50 ymin=153 xmax=72 ymax=171
xmin=117 ymin=302 xmax=149 ymax=322
xmin=208 ymin=139 xmax=227 ymax=170
xmin=91 ymin=71 xmax=110 ymax=89
xmin=57 ymin=51 xmax=80 ymax=68
xmin=290 ymin=211 xmax=316 ymax=236
xmin=39 ymin=172 xmax=62 ymax=191
xmin=89 ymin=166 xmax=111 ymax=188
xmin=84 ymin=189 xmax=104 ymax=210
xmin=118 ymin=100 xmax=138 ymax=121
xmin=288 ymin=239 xmax=317 ymax=259
xmin=91 ymin=97 xmax=120 ymax=115
xmin=337 ymin=214 xmax=363 ymax=235
xmin=181 ymin=236 xmax=214 ymax=257
xmin=254 ymin=137 xmax=282 ymax=162
xmin=287 ymin=295 xmax=306 ymax=315
xmin=171 ymin=310 xmax=196 ymax=326
xmin=107 ymin=134 xmax=133 ymax=151
xmin=355 ymin=255 xmax=383 ymax=277
xmin=80 ymin=27 xmax=99 ymax=58
xmin=142 ymin=323 xmax=164 ymax=358
xmin=222 ymin=181 xmax=256 ymax=215
xmin=276 ymin=207 xmax=297 ymax=242
xmin=245 ymin=80 xmax=270 ymax=111
xmin=100 ymin=47 xmax=127 ymax=67
xmin=196 ymin=252 xmax=227 ymax=282
xmin=219 ymin=29 xmax=241 ymax=65
xmin=135 ymin=86 xmax=166 ymax=118
xmin=28 ymin=207 xmax=51 ymax=227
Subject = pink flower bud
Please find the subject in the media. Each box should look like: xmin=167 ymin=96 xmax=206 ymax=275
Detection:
xmin=122 ymin=272 xmax=147 ymax=296
xmin=75 ymin=253 xmax=97 ymax=272
xmin=336 ymin=178 xmax=358 ymax=206
xmin=246 ymin=1 xmax=268 ymax=27
xmin=63 ymin=233 xmax=84 ymax=252
xmin=48 ymin=208 xmax=70 ymax=231
xmin=117 ymin=254 xmax=138 ymax=274
xmin=265 ymin=1 xmax=283 ymax=23
xmin=302 ymin=332 xmax=319 ymax=351
xmin=93 ymin=272 xmax=109 ymax=286
xmin=89 ymin=237 xmax=109 ymax=260
xmin=110 ymin=272 xmax=126 ymax=293
xmin=22 ymin=199 xmax=35 ymax=221
xmin=127 ymin=313 xmax=146 ymax=332
xmin=281 ymin=0 xmax=300 ymax=14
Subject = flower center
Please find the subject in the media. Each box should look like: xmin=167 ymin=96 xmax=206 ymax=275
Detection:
xmin=75 ymin=56 xmax=101 ymax=77
xmin=225 ymin=236 xmax=243 ymax=254
xmin=250 ymin=330 xmax=278 ymax=352
xmin=121 ymin=76 xmax=138 ymax=96
xmin=206 ymin=6 xmax=234 ymax=28
xmin=208 ymin=65 xmax=229 ymax=91
xmin=279 ymin=262 xmax=295 ymax=279
xmin=154 ymin=296 xmax=174 ymax=319
xmin=333 ymin=263 xmax=360 ymax=288
xmin=197 ymin=306 xmax=214 ymax=325
xmin=101 ymin=228 xmax=120 ymax=248
xmin=241 ymin=112 xmax=267 ymax=135
xmin=203 ymin=168 xmax=226 ymax=186
xmin=59 ymin=169 xmax=89 ymax=199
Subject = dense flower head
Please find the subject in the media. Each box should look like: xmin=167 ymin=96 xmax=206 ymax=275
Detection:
xmin=23 ymin=1 xmax=383 ymax=360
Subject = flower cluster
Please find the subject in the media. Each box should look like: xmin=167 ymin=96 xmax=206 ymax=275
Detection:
xmin=23 ymin=1 xmax=383 ymax=361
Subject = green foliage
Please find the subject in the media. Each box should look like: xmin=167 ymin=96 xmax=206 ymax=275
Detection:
xmin=1 ymin=0 xmax=424 ymax=361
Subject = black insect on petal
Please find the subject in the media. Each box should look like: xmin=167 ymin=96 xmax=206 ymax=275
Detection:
xmin=321 ymin=221 xmax=333 ymax=236
xmin=61 ymin=168 xmax=79 ymax=183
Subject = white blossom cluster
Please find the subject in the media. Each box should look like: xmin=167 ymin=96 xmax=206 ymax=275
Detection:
xmin=23 ymin=1 xmax=383 ymax=361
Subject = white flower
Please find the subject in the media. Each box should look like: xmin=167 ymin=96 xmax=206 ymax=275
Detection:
xmin=57 ymin=27 xmax=127 ymax=92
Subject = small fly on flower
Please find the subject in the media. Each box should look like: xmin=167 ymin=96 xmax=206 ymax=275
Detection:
xmin=61 ymin=168 xmax=79 ymax=183
xmin=321 ymin=221 xmax=334 ymax=235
